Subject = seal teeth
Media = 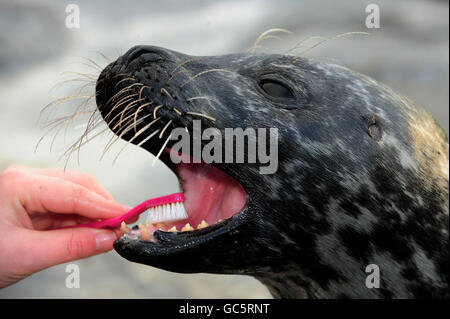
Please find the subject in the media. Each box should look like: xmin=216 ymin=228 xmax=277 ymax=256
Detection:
xmin=197 ymin=220 xmax=209 ymax=229
xmin=168 ymin=226 xmax=178 ymax=232
xmin=181 ymin=223 xmax=194 ymax=232
xmin=139 ymin=224 xmax=150 ymax=240
xmin=120 ymin=221 xmax=131 ymax=234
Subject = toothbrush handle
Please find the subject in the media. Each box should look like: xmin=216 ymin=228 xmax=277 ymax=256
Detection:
xmin=62 ymin=201 xmax=148 ymax=229
xmin=60 ymin=193 xmax=185 ymax=229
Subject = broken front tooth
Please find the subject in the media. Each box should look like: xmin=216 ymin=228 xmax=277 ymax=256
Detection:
xmin=181 ymin=223 xmax=194 ymax=232
xmin=197 ymin=220 xmax=209 ymax=229
xmin=168 ymin=226 xmax=178 ymax=232
xmin=139 ymin=224 xmax=151 ymax=240
xmin=120 ymin=221 xmax=131 ymax=234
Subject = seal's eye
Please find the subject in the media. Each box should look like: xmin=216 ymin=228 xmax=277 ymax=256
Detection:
xmin=258 ymin=79 xmax=294 ymax=99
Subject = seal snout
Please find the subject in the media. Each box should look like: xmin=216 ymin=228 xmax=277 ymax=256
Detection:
xmin=94 ymin=45 xmax=196 ymax=150
xmin=94 ymin=46 xmax=258 ymax=274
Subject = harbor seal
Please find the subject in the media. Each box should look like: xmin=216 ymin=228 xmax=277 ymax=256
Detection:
xmin=94 ymin=45 xmax=449 ymax=298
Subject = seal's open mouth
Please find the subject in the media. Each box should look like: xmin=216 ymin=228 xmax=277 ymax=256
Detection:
xmin=112 ymin=144 xmax=251 ymax=273
xmin=122 ymin=148 xmax=247 ymax=242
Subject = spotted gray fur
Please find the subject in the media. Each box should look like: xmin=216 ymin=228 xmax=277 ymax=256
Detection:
xmin=94 ymin=46 xmax=449 ymax=299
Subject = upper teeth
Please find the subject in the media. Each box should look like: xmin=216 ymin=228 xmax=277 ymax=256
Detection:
xmin=146 ymin=202 xmax=188 ymax=224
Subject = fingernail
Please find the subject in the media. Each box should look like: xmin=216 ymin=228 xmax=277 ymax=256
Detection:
xmin=95 ymin=231 xmax=116 ymax=251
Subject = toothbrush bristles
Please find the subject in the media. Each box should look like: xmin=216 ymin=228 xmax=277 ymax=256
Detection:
xmin=146 ymin=201 xmax=188 ymax=224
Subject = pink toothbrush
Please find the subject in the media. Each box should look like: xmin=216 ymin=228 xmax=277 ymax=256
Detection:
xmin=63 ymin=192 xmax=185 ymax=229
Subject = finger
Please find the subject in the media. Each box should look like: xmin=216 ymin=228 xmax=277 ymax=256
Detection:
xmin=36 ymin=169 xmax=113 ymax=200
xmin=30 ymin=213 xmax=94 ymax=230
xmin=10 ymin=166 xmax=113 ymax=200
xmin=16 ymin=174 xmax=129 ymax=219
xmin=12 ymin=227 xmax=118 ymax=272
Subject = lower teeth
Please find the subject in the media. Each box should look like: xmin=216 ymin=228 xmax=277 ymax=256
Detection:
xmin=120 ymin=220 xmax=211 ymax=240
xmin=139 ymin=224 xmax=151 ymax=240
xmin=197 ymin=220 xmax=209 ymax=229
xmin=181 ymin=223 xmax=194 ymax=232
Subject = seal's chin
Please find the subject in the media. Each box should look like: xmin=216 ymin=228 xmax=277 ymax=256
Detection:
xmin=113 ymin=147 xmax=248 ymax=271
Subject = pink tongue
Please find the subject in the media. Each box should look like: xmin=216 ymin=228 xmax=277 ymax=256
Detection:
xmin=177 ymin=162 xmax=246 ymax=228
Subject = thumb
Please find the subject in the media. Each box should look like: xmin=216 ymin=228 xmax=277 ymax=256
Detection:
xmin=13 ymin=227 xmax=119 ymax=273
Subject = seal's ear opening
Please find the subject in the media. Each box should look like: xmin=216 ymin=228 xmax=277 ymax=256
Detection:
xmin=258 ymin=78 xmax=294 ymax=99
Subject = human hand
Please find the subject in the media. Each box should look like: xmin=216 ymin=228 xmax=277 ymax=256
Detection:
xmin=0 ymin=165 xmax=130 ymax=288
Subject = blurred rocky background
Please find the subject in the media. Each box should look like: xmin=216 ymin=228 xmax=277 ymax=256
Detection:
xmin=0 ymin=0 xmax=448 ymax=298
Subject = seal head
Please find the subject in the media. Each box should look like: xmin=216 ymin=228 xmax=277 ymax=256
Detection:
xmin=96 ymin=45 xmax=449 ymax=298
